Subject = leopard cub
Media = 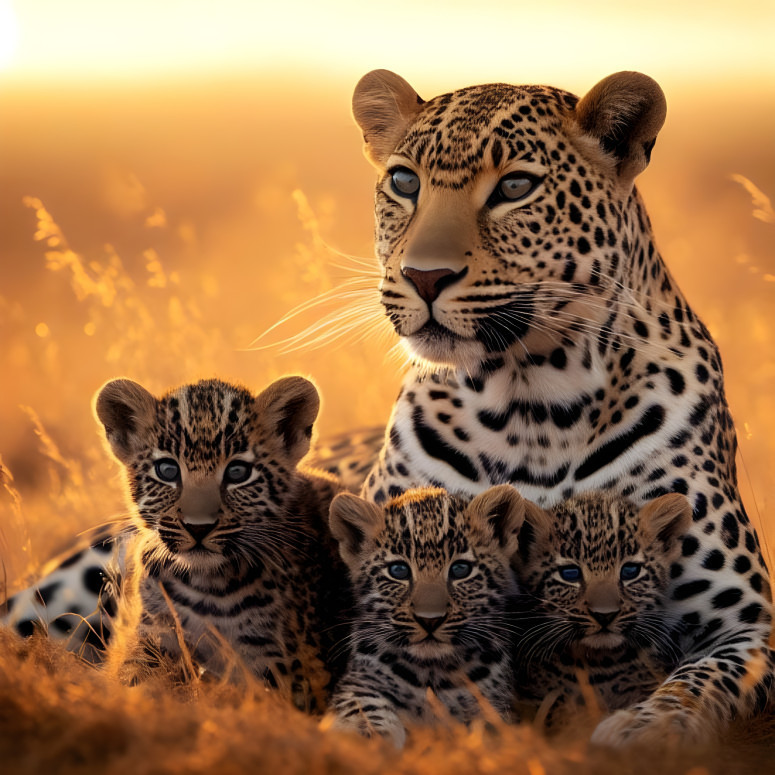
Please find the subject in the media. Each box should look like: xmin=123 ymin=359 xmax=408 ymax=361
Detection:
xmin=512 ymin=491 xmax=691 ymax=728
xmin=97 ymin=376 xmax=344 ymax=709
xmin=327 ymin=485 xmax=523 ymax=747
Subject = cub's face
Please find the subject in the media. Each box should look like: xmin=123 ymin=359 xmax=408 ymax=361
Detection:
xmin=352 ymin=70 xmax=666 ymax=367
xmin=515 ymin=492 xmax=690 ymax=657
xmin=95 ymin=376 xmax=320 ymax=575
xmin=330 ymin=486 xmax=524 ymax=662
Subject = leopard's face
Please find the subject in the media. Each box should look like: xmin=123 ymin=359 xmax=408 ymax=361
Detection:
xmin=353 ymin=71 xmax=666 ymax=369
xmin=330 ymin=486 xmax=523 ymax=663
xmin=515 ymin=492 xmax=690 ymax=658
xmin=96 ymin=377 xmax=321 ymax=577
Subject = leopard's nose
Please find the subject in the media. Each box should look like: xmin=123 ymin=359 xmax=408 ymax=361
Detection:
xmin=181 ymin=521 xmax=217 ymax=542
xmin=589 ymin=609 xmax=619 ymax=628
xmin=414 ymin=613 xmax=448 ymax=634
xmin=401 ymin=266 xmax=467 ymax=304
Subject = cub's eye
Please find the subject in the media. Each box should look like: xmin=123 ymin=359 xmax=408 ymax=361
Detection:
xmin=487 ymin=172 xmax=541 ymax=207
xmin=620 ymin=562 xmax=642 ymax=581
xmin=558 ymin=565 xmax=582 ymax=583
xmin=154 ymin=458 xmax=180 ymax=483
xmin=449 ymin=561 xmax=473 ymax=580
xmin=389 ymin=166 xmax=420 ymax=199
xmin=224 ymin=460 xmax=252 ymax=485
xmin=387 ymin=561 xmax=411 ymax=580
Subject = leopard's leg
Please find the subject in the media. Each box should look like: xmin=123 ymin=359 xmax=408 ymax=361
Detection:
xmin=591 ymin=642 xmax=774 ymax=747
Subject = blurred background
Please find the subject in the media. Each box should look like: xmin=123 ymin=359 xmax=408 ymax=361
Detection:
xmin=0 ymin=0 xmax=773 ymax=589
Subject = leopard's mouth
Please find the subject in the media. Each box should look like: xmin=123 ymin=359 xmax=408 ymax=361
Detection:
xmin=398 ymin=300 xmax=536 ymax=366
xmin=578 ymin=631 xmax=626 ymax=652
xmin=163 ymin=534 xmax=221 ymax=557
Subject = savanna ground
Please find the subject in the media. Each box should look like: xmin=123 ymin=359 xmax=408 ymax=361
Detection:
xmin=0 ymin=77 xmax=774 ymax=773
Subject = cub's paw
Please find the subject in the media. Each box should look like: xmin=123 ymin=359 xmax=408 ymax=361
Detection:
xmin=326 ymin=711 xmax=407 ymax=749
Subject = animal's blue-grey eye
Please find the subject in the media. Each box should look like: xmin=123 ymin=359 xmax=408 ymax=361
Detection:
xmin=488 ymin=172 xmax=541 ymax=207
xmin=387 ymin=561 xmax=411 ymax=580
xmin=620 ymin=562 xmax=642 ymax=581
xmin=449 ymin=561 xmax=473 ymax=580
xmin=224 ymin=460 xmax=252 ymax=484
xmin=559 ymin=565 xmax=582 ymax=583
xmin=390 ymin=167 xmax=420 ymax=198
xmin=154 ymin=458 xmax=180 ymax=482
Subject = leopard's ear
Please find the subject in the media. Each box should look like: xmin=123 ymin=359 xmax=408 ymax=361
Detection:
xmin=95 ymin=379 xmax=157 ymax=464
xmin=254 ymin=376 xmax=320 ymax=466
xmin=467 ymin=485 xmax=525 ymax=557
xmin=329 ymin=493 xmax=384 ymax=567
xmin=352 ymin=69 xmax=425 ymax=169
xmin=637 ymin=493 xmax=692 ymax=557
xmin=574 ymin=71 xmax=666 ymax=184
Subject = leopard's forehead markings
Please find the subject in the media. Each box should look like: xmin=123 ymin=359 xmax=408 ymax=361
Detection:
xmin=550 ymin=495 xmax=641 ymax=569
xmin=379 ymin=492 xmax=470 ymax=562
xmin=398 ymin=83 xmax=578 ymax=185
xmin=154 ymin=380 xmax=254 ymax=470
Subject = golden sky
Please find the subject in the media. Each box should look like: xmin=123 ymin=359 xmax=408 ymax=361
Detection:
xmin=2 ymin=0 xmax=774 ymax=91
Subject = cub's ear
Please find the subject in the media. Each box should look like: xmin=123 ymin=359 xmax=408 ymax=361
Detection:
xmin=637 ymin=492 xmax=692 ymax=557
xmin=514 ymin=500 xmax=554 ymax=567
xmin=94 ymin=379 xmax=157 ymax=464
xmin=329 ymin=493 xmax=384 ymax=567
xmin=574 ymin=71 xmax=666 ymax=184
xmin=254 ymin=376 xmax=320 ymax=465
xmin=352 ymin=69 xmax=425 ymax=169
xmin=467 ymin=485 xmax=526 ymax=556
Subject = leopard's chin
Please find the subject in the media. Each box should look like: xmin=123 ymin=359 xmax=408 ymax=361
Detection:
xmin=174 ymin=546 xmax=229 ymax=574
xmin=403 ymin=321 xmax=485 ymax=369
xmin=408 ymin=638 xmax=455 ymax=661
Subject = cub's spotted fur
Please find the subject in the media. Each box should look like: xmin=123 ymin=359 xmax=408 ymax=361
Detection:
xmin=328 ymin=486 xmax=522 ymax=747
xmin=98 ymin=376 xmax=345 ymax=708
xmin=513 ymin=491 xmax=691 ymax=727
xmin=350 ymin=69 xmax=773 ymax=744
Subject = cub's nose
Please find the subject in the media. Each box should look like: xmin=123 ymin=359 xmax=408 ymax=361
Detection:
xmin=589 ymin=609 xmax=619 ymax=629
xmin=401 ymin=266 xmax=467 ymax=304
xmin=414 ymin=613 xmax=448 ymax=634
xmin=181 ymin=521 xmax=217 ymax=543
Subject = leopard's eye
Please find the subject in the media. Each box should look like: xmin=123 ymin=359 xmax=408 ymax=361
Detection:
xmin=387 ymin=561 xmax=411 ymax=580
xmin=390 ymin=167 xmax=420 ymax=199
xmin=154 ymin=458 xmax=180 ymax=483
xmin=487 ymin=172 xmax=541 ymax=207
xmin=449 ymin=560 xmax=473 ymax=580
xmin=558 ymin=564 xmax=582 ymax=583
xmin=620 ymin=562 xmax=642 ymax=582
xmin=224 ymin=460 xmax=252 ymax=485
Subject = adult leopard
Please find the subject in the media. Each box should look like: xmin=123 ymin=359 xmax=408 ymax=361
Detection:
xmin=350 ymin=69 xmax=772 ymax=746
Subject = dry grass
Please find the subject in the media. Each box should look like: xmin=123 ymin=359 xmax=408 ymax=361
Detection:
xmin=1 ymin=629 xmax=773 ymax=775
xmin=0 ymin=77 xmax=773 ymax=771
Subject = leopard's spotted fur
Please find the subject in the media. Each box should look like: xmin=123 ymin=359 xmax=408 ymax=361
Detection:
xmin=513 ymin=490 xmax=691 ymax=728
xmin=350 ymin=69 xmax=773 ymax=745
xmin=328 ymin=486 xmax=523 ymax=747
xmin=97 ymin=376 xmax=346 ymax=709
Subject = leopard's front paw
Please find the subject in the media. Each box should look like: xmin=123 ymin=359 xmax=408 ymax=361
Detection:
xmin=591 ymin=705 xmax=704 ymax=749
